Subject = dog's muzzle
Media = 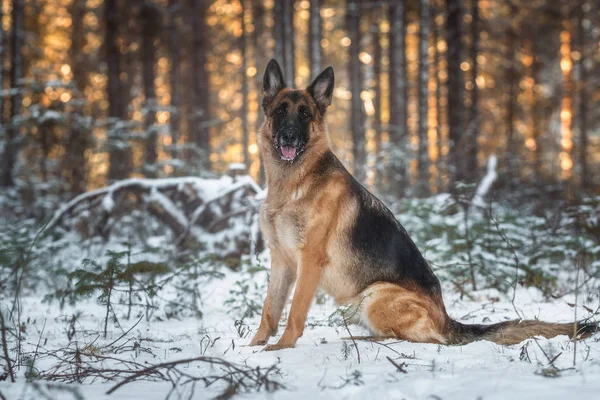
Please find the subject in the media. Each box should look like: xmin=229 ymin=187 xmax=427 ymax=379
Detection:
xmin=277 ymin=128 xmax=302 ymax=161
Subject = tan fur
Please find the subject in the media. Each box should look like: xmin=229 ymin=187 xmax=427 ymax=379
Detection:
xmin=250 ymin=89 xmax=368 ymax=350
xmin=250 ymin=79 xmax=598 ymax=351
xmin=250 ymin=86 xmax=451 ymax=350
xmin=357 ymin=282 xmax=447 ymax=344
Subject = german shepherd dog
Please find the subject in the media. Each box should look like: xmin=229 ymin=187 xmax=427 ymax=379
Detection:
xmin=249 ymin=59 xmax=598 ymax=351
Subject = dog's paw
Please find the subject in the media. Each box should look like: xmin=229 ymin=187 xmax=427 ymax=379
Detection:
xmin=248 ymin=338 xmax=268 ymax=346
xmin=263 ymin=342 xmax=294 ymax=352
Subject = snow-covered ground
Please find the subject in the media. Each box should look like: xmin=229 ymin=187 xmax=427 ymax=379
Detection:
xmin=2 ymin=263 xmax=599 ymax=400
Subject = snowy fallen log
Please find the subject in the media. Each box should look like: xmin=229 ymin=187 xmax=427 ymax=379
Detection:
xmin=42 ymin=173 xmax=265 ymax=259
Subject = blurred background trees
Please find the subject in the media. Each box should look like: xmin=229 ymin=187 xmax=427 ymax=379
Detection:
xmin=0 ymin=0 xmax=599 ymax=219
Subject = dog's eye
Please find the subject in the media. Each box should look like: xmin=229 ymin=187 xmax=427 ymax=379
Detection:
xmin=299 ymin=108 xmax=311 ymax=120
xmin=275 ymin=105 xmax=287 ymax=116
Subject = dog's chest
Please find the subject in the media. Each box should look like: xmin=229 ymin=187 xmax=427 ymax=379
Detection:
xmin=260 ymin=201 xmax=306 ymax=260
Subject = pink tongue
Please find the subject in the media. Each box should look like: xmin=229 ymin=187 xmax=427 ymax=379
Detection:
xmin=281 ymin=146 xmax=297 ymax=159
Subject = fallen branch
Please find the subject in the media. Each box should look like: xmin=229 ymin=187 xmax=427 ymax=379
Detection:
xmin=39 ymin=175 xmax=265 ymax=258
xmin=386 ymin=356 xmax=408 ymax=373
xmin=32 ymin=333 xmax=283 ymax=400
xmin=106 ymin=356 xmax=284 ymax=398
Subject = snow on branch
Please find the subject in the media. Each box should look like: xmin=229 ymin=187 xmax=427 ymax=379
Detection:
xmin=42 ymin=173 xmax=265 ymax=258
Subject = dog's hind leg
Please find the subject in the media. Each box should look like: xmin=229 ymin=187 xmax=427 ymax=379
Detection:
xmin=359 ymin=282 xmax=448 ymax=344
xmin=249 ymin=248 xmax=296 ymax=346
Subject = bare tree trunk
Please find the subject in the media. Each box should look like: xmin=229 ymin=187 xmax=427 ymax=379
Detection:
xmin=531 ymin=41 xmax=542 ymax=183
xmin=168 ymin=0 xmax=181 ymax=165
xmin=241 ymin=0 xmax=250 ymax=168
xmin=1 ymin=0 xmax=24 ymax=187
xmin=121 ymin=3 xmax=138 ymax=120
xmin=372 ymin=9 xmax=383 ymax=184
xmin=347 ymin=0 xmax=365 ymax=182
xmin=577 ymin=4 xmax=589 ymax=190
xmin=273 ymin=0 xmax=284 ymax=67
xmin=309 ymin=0 xmax=322 ymax=78
xmin=433 ymin=1 xmax=444 ymax=192
xmin=505 ymin=1 xmax=517 ymax=183
xmin=388 ymin=1 xmax=408 ymax=196
xmin=0 ymin=4 xmax=4 ymax=133
xmin=282 ymin=0 xmax=295 ymax=84
xmin=274 ymin=0 xmax=295 ymax=84
xmin=64 ymin=0 xmax=89 ymax=194
xmin=106 ymin=0 xmax=131 ymax=181
xmin=252 ymin=0 xmax=267 ymax=127
xmin=252 ymin=0 xmax=268 ymax=185
xmin=417 ymin=0 xmax=430 ymax=197
xmin=140 ymin=2 xmax=161 ymax=177
xmin=466 ymin=0 xmax=479 ymax=182
xmin=190 ymin=0 xmax=211 ymax=169
xmin=446 ymin=0 xmax=465 ymax=188
xmin=70 ymin=2 xmax=87 ymax=97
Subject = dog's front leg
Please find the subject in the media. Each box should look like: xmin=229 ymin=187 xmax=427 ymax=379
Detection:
xmin=262 ymin=185 xmax=341 ymax=351
xmin=263 ymin=249 xmax=325 ymax=351
xmin=249 ymin=248 xmax=296 ymax=346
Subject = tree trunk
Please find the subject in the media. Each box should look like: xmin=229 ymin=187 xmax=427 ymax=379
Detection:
xmin=106 ymin=0 xmax=131 ymax=181
xmin=121 ymin=3 xmax=138 ymax=120
xmin=168 ymin=0 xmax=181 ymax=166
xmin=0 ymin=4 xmax=4 ymax=132
xmin=273 ymin=0 xmax=284 ymax=68
xmin=309 ymin=0 xmax=323 ymax=78
xmin=505 ymin=1 xmax=517 ymax=183
xmin=577 ymin=4 xmax=589 ymax=190
xmin=445 ymin=0 xmax=465 ymax=188
xmin=274 ymin=0 xmax=295 ymax=84
xmin=388 ymin=1 xmax=408 ymax=196
xmin=241 ymin=0 xmax=250 ymax=168
xmin=466 ymin=0 xmax=479 ymax=182
xmin=252 ymin=0 xmax=267 ymax=185
xmin=1 ymin=0 xmax=24 ymax=187
xmin=347 ymin=0 xmax=365 ymax=182
xmin=190 ymin=0 xmax=211 ymax=169
xmin=372 ymin=9 xmax=383 ymax=184
xmin=417 ymin=0 xmax=430 ymax=197
xmin=65 ymin=0 xmax=89 ymax=194
xmin=252 ymin=0 xmax=267 ymax=128
xmin=433 ymin=2 xmax=444 ymax=192
xmin=282 ymin=0 xmax=295 ymax=85
xmin=531 ymin=40 xmax=542 ymax=183
xmin=140 ymin=2 xmax=161 ymax=177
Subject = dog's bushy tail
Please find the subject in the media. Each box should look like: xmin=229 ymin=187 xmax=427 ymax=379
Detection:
xmin=445 ymin=319 xmax=599 ymax=345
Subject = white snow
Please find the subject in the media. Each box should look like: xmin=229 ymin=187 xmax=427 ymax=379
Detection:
xmin=42 ymin=175 xmax=264 ymax=235
xmin=146 ymin=186 xmax=188 ymax=230
xmin=5 ymin=180 xmax=600 ymax=400
xmin=1 ymin=262 xmax=599 ymax=400
xmin=101 ymin=191 xmax=115 ymax=212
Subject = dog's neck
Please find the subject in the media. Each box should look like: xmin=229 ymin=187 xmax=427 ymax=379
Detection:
xmin=259 ymin=120 xmax=330 ymax=194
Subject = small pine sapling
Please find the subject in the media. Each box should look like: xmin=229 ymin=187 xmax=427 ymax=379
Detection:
xmin=67 ymin=250 xmax=169 ymax=337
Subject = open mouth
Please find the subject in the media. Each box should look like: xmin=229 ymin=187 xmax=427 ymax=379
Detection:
xmin=280 ymin=145 xmax=298 ymax=161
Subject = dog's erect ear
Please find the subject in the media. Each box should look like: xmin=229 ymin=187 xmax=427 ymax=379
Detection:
xmin=262 ymin=59 xmax=287 ymax=111
xmin=307 ymin=66 xmax=334 ymax=113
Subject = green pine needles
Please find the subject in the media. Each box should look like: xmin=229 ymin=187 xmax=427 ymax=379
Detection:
xmin=68 ymin=249 xmax=169 ymax=337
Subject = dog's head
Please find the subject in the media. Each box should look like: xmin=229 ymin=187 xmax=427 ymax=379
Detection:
xmin=259 ymin=59 xmax=334 ymax=163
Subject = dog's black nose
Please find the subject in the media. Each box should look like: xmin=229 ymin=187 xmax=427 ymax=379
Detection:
xmin=279 ymin=128 xmax=299 ymax=145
